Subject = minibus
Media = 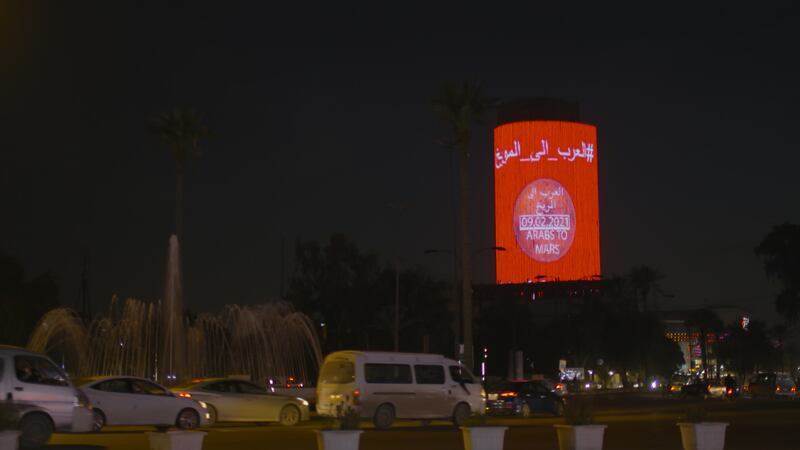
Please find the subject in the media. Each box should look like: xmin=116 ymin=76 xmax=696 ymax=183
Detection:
xmin=316 ymin=351 xmax=484 ymax=428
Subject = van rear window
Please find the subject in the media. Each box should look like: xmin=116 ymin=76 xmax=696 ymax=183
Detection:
xmin=319 ymin=361 xmax=355 ymax=384
xmin=365 ymin=364 xmax=412 ymax=384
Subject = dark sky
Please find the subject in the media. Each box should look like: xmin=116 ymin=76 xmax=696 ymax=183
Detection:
xmin=2 ymin=2 xmax=799 ymax=324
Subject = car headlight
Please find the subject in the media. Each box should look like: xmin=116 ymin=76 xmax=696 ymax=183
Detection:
xmin=197 ymin=401 xmax=208 ymax=409
xmin=74 ymin=390 xmax=90 ymax=408
xmin=297 ymin=398 xmax=309 ymax=406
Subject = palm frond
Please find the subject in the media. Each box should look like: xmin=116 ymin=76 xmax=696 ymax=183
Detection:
xmin=432 ymin=80 xmax=498 ymax=144
xmin=149 ymin=108 xmax=210 ymax=161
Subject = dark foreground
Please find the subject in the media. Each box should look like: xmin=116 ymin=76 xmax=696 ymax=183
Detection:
xmin=49 ymin=395 xmax=799 ymax=450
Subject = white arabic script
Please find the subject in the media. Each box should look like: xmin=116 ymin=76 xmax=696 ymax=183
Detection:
xmin=495 ymin=139 xmax=595 ymax=169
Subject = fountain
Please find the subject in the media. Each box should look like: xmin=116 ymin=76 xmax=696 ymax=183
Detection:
xmin=27 ymin=236 xmax=322 ymax=384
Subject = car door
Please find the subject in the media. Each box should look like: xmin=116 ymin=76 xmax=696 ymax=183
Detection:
xmin=413 ymin=365 xmax=446 ymax=418
xmin=0 ymin=356 xmax=7 ymax=401
xmin=10 ymin=354 xmax=75 ymax=426
xmin=363 ymin=363 xmax=414 ymax=418
xmin=531 ymin=383 xmax=552 ymax=412
xmin=88 ymin=379 xmax=137 ymax=425
xmin=129 ymin=379 xmax=182 ymax=425
xmin=236 ymin=381 xmax=282 ymax=421
xmin=201 ymin=381 xmax=245 ymax=421
xmin=448 ymin=365 xmax=481 ymax=414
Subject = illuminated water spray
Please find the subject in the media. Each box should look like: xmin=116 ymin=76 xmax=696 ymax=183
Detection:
xmin=28 ymin=236 xmax=321 ymax=384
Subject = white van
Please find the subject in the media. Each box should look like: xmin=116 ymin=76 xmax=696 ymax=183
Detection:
xmin=316 ymin=351 xmax=484 ymax=429
xmin=0 ymin=346 xmax=94 ymax=448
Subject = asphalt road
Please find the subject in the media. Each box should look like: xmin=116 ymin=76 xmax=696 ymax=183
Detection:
xmin=48 ymin=395 xmax=800 ymax=450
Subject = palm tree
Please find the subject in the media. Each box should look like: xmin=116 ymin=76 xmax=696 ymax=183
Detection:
xmin=149 ymin=108 xmax=209 ymax=250
xmin=433 ymin=81 xmax=496 ymax=370
xmin=628 ymin=265 xmax=663 ymax=312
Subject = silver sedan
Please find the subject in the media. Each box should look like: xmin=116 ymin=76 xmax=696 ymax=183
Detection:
xmin=171 ymin=378 xmax=310 ymax=426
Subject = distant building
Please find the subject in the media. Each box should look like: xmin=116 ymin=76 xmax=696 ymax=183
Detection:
xmin=662 ymin=306 xmax=750 ymax=376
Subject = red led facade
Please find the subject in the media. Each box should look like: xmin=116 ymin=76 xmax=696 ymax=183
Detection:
xmin=494 ymin=121 xmax=600 ymax=283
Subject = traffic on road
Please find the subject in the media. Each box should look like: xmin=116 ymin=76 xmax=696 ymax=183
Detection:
xmin=3 ymin=345 xmax=800 ymax=449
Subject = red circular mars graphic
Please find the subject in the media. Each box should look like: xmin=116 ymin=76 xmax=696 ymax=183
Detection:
xmin=513 ymin=178 xmax=576 ymax=262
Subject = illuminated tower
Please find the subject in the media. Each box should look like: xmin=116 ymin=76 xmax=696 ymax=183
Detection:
xmin=493 ymin=98 xmax=601 ymax=283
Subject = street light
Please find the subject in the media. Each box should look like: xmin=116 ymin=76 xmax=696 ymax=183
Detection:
xmin=394 ymin=258 xmax=400 ymax=352
xmin=423 ymin=246 xmax=506 ymax=362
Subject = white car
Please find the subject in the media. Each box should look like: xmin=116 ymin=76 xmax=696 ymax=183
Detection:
xmin=77 ymin=376 xmax=209 ymax=430
xmin=0 ymin=346 xmax=94 ymax=448
xmin=171 ymin=378 xmax=310 ymax=426
xmin=316 ymin=351 xmax=485 ymax=429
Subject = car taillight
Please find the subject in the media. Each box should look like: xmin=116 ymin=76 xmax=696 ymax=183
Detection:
xmin=776 ymin=386 xmax=781 ymax=393
xmin=726 ymin=388 xmax=733 ymax=395
xmin=499 ymin=391 xmax=517 ymax=398
xmin=352 ymin=389 xmax=360 ymax=405
xmin=178 ymin=392 xmax=192 ymax=398
xmin=792 ymin=386 xmax=797 ymax=393
xmin=556 ymin=383 xmax=564 ymax=390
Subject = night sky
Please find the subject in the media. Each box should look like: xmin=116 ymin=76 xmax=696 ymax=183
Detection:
xmin=2 ymin=2 xmax=799 ymax=324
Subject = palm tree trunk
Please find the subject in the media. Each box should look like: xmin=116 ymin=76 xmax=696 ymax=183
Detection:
xmin=458 ymin=143 xmax=473 ymax=370
xmin=175 ymin=160 xmax=185 ymax=251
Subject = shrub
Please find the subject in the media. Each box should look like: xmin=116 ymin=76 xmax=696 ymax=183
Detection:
xmin=563 ymin=395 xmax=594 ymax=426
xmin=461 ymin=413 xmax=490 ymax=427
xmin=334 ymin=405 xmax=362 ymax=430
xmin=684 ymin=406 xmax=707 ymax=423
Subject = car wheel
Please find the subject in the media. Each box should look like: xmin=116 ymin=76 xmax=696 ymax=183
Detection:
xmin=91 ymin=409 xmax=106 ymax=432
xmin=176 ymin=408 xmax=200 ymax=430
xmin=206 ymin=404 xmax=218 ymax=425
xmin=373 ymin=403 xmax=395 ymax=430
xmin=554 ymin=401 xmax=565 ymax=417
xmin=520 ymin=403 xmax=531 ymax=418
xmin=452 ymin=402 xmax=471 ymax=426
xmin=19 ymin=412 xmax=53 ymax=449
xmin=279 ymin=405 xmax=301 ymax=426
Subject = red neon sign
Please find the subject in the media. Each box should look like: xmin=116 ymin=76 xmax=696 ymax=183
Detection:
xmin=494 ymin=121 xmax=600 ymax=283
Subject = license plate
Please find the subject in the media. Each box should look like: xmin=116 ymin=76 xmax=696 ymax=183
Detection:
xmin=488 ymin=393 xmax=498 ymax=400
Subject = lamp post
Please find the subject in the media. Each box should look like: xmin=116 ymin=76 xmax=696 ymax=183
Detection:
xmin=394 ymin=258 xmax=400 ymax=352
xmin=387 ymin=202 xmax=408 ymax=353
xmin=424 ymin=246 xmax=506 ymax=364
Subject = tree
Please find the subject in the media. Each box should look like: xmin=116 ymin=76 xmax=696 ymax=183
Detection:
xmin=286 ymin=235 xmax=382 ymax=351
xmin=755 ymin=223 xmax=800 ymax=323
xmin=717 ymin=320 xmax=776 ymax=382
xmin=0 ymin=251 xmax=60 ymax=346
xmin=286 ymin=235 xmax=452 ymax=354
xmin=685 ymin=309 xmax=723 ymax=380
xmin=628 ymin=265 xmax=663 ymax=312
xmin=149 ymin=108 xmax=209 ymax=250
xmin=433 ymin=81 xmax=497 ymax=370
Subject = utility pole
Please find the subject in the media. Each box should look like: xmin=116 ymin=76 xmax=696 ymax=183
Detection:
xmin=279 ymin=237 xmax=286 ymax=298
xmin=394 ymin=259 xmax=400 ymax=352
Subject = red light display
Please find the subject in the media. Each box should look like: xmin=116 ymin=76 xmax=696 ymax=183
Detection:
xmin=494 ymin=121 xmax=600 ymax=283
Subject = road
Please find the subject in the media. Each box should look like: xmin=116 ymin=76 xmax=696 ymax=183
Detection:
xmin=49 ymin=395 xmax=800 ymax=450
